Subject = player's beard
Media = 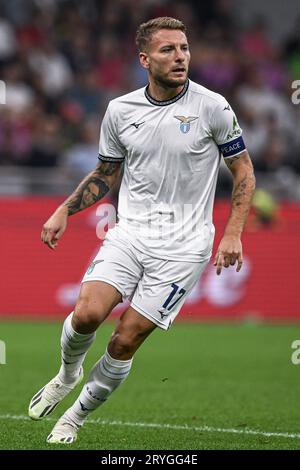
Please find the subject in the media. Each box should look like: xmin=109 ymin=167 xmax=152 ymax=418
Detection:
xmin=152 ymin=70 xmax=188 ymax=89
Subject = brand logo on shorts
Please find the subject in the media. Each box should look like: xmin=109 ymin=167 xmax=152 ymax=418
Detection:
xmin=158 ymin=309 xmax=170 ymax=320
xmin=86 ymin=259 xmax=104 ymax=275
xmin=174 ymin=115 xmax=198 ymax=134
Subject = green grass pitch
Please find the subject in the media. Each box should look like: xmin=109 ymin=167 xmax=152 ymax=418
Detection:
xmin=1 ymin=320 xmax=300 ymax=450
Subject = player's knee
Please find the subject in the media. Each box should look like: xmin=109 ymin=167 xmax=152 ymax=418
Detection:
xmin=73 ymin=295 xmax=104 ymax=333
xmin=108 ymin=331 xmax=138 ymax=358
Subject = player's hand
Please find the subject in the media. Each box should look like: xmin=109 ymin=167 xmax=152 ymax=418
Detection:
xmin=41 ymin=206 xmax=68 ymax=250
xmin=213 ymin=235 xmax=243 ymax=275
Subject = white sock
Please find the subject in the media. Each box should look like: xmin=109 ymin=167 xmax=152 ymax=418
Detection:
xmin=58 ymin=312 xmax=96 ymax=384
xmin=66 ymin=349 xmax=133 ymax=425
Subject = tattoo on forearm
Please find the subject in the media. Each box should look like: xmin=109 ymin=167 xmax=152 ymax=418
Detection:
xmin=226 ymin=155 xmax=242 ymax=166
xmin=98 ymin=161 xmax=120 ymax=176
xmin=224 ymin=152 xmax=256 ymax=235
xmin=228 ymin=173 xmax=256 ymax=233
xmin=63 ymin=161 xmax=121 ymax=215
xmin=64 ymin=178 xmax=110 ymax=215
xmin=232 ymin=176 xmax=248 ymax=207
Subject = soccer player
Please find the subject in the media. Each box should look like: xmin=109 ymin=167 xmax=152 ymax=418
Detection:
xmin=28 ymin=17 xmax=256 ymax=444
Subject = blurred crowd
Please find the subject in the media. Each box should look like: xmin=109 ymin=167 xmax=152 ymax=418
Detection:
xmin=0 ymin=0 xmax=299 ymax=192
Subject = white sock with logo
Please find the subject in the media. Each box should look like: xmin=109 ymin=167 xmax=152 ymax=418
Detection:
xmin=65 ymin=349 xmax=133 ymax=425
xmin=58 ymin=312 xmax=96 ymax=384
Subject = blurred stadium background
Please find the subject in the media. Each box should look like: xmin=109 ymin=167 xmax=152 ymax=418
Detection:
xmin=1 ymin=0 xmax=300 ymax=451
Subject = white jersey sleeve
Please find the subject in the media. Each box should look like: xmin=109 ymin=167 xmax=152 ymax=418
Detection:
xmin=210 ymin=99 xmax=246 ymax=159
xmin=98 ymin=102 xmax=126 ymax=163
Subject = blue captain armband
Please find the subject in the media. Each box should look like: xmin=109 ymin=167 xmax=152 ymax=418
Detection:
xmin=218 ymin=136 xmax=246 ymax=158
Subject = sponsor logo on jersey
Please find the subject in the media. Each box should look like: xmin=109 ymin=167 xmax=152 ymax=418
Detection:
xmin=174 ymin=115 xmax=198 ymax=134
xmin=226 ymin=116 xmax=241 ymax=140
xmin=130 ymin=121 xmax=145 ymax=129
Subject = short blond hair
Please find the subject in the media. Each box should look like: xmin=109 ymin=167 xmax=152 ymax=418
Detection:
xmin=136 ymin=17 xmax=187 ymax=52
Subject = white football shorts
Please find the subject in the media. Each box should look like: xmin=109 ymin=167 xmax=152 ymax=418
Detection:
xmin=82 ymin=226 xmax=210 ymax=330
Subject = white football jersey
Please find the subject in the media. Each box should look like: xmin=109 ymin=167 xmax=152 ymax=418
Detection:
xmin=99 ymin=79 xmax=246 ymax=262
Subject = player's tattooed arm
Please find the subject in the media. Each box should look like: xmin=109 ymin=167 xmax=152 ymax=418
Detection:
xmin=62 ymin=160 xmax=122 ymax=215
xmin=224 ymin=155 xmax=241 ymax=167
xmin=214 ymin=151 xmax=255 ymax=274
xmin=41 ymin=160 xmax=122 ymax=249
xmin=223 ymin=151 xmax=256 ymax=236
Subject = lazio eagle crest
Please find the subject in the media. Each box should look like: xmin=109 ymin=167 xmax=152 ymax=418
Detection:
xmin=174 ymin=115 xmax=198 ymax=134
